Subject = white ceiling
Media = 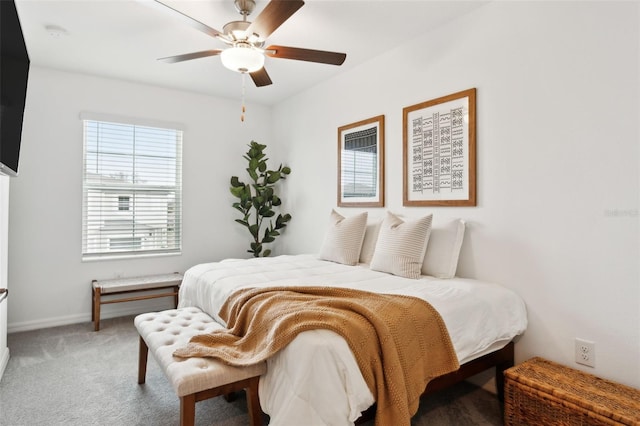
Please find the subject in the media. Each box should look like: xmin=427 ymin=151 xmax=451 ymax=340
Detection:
xmin=15 ymin=0 xmax=487 ymax=105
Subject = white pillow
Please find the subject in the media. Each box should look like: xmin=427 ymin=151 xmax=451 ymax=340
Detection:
xmin=359 ymin=219 xmax=382 ymax=264
xmin=370 ymin=211 xmax=433 ymax=279
xmin=421 ymin=219 xmax=466 ymax=278
xmin=319 ymin=210 xmax=368 ymax=266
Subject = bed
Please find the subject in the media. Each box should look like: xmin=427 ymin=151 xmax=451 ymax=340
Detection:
xmin=177 ymin=211 xmax=528 ymax=425
xmin=177 ymin=253 xmax=527 ymax=425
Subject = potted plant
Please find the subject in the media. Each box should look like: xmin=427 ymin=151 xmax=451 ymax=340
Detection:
xmin=229 ymin=141 xmax=292 ymax=257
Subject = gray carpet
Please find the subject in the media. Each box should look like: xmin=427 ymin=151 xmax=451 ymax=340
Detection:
xmin=0 ymin=315 xmax=503 ymax=425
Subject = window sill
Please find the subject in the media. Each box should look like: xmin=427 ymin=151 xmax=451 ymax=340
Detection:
xmin=82 ymin=251 xmax=182 ymax=262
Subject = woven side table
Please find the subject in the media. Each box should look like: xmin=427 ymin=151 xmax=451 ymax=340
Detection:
xmin=504 ymin=357 xmax=640 ymax=426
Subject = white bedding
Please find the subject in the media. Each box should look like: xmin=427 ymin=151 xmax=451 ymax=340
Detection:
xmin=178 ymin=254 xmax=528 ymax=425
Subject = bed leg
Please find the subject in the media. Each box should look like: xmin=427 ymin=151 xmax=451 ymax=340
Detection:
xmin=224 ymin=392 xmax=237 ymax=402
xmin=495 ymin=342 xmax=514 ymax=402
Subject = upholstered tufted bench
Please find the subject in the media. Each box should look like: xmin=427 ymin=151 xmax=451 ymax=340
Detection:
xmin=134 ymin=307 xmax=267 ymax=426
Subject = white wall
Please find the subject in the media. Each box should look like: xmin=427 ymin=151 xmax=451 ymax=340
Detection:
xmin=7 ymin=0 xmax=639 ymax=391
xmin=0 ymin=175 xmax=9 ymax=380
xmin=273 ymin=1 xmax=640 ymax=388
xmin=8 ymin=66 xmax=278 ymax=331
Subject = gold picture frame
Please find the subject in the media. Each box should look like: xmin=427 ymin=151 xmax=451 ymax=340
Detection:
xmin=403 ymin=88 xmax=476 ymax=206
xmin=337 ymin=115 xmax=385 ymax=207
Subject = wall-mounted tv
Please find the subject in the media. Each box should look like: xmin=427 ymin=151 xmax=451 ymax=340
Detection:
xmin=0 ymin=0 xmax=30 ymax=177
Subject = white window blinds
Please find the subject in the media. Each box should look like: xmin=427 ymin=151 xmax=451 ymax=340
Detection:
xmin=81 ymin=115 xmax=183 ymax=259
xmin=341 ymin=127 xmax=378 ymax=199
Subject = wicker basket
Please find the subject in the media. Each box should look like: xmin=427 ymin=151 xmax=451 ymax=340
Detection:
xmin=504 ymin=357 xmax=640 ymax=426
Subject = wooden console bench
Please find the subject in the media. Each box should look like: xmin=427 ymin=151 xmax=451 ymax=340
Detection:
xmin=92 ymin=272 xmax=182 ymax=331
xmin=504 ymin=357 xmax=640 ymax=425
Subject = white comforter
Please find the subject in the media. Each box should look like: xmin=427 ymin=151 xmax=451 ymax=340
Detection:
xmin=178 ymin=255 xmax=527 ymax=425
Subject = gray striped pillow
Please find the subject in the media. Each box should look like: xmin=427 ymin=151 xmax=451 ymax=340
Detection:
xmin=319 ymin=210 xmax=368 ymax=265
xmin=370 ymin=212 xmax=433 ymax=279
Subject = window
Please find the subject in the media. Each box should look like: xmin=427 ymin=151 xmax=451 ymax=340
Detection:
xmin=118 ymin=196 xmax=130 ymax=211
xmin=81 ymin=114 xmax=183 ymax=259
xmin=341 ymin=127 xmax=378 ymax=198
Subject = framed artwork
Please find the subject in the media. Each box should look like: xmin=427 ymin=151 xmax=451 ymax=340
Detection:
xmin=403 ymin=88 xmax=476 ymax=207
xmin=337 ymin=115 xmax=385 ymax=207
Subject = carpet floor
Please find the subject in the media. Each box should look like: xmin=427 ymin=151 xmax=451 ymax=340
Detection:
xmin=0 ymin=315 xmax=503 ymax=425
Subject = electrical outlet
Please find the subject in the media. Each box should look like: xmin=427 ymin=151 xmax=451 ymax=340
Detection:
xmin=575 ymin=338 xmax=595 ymax=367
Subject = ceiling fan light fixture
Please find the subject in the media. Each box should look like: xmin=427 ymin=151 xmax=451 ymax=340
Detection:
xmin=220 ymin=45 xmax=265 ymax=73
xmin=223 ymin=21 xmax=251 ymax=41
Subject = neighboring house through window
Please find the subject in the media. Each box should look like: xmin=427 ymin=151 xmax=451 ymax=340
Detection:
xmin=81 ymin=113 xmax=183 ymax=259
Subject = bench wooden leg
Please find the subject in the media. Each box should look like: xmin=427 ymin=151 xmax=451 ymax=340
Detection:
xmin=246 ymin=376 xmax=263 ymax=426
xmin=93 ymin=285 xmax=101 ymax=331
xmin=91 ymin=282 xmax=95 ymax=322
xmin=138 ymin=336 xmax=148 ymax=385
xmin=180 ymin=394 xmax=196 ymax=426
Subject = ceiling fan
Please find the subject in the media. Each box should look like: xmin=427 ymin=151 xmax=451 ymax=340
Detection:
xmin=151 ymin=0 xmax=347 ymax=87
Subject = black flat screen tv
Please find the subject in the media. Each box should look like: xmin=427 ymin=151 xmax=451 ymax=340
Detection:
xmin=0 ymin=0 xmax=30 ymax=177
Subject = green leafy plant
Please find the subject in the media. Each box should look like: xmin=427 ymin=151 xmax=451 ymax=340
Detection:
xmin=230 ymin=141 xmax=292 ymax=257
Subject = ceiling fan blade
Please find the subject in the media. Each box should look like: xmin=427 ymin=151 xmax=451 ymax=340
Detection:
xmin=265 ymin=45 xmax=346 ymax=66
xmin=146 ymin=0 xmax=225 ymax=39
xmin=246 ymin=0 xmax=304 ymax=39
xmin=158 ymin=50 xmax=223 ymax=63
xmin=250 ymin=68 xmax=273 ymax=87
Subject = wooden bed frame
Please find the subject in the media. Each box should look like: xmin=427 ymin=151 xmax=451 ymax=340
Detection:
xmin=356 ymin=341 xmax=515 ymax=423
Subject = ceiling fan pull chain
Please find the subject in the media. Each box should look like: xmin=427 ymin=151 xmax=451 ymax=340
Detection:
xmin=240 ymin=73 xmax=246 ymax=122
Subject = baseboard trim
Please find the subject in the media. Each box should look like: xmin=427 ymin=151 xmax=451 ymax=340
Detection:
xmin=8 ymin=299 xmax=173 ymax=333
xmin=0 ymin=346 xmax=9 ymax=382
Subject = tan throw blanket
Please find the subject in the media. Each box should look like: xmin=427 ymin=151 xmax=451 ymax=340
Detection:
xmin=173 ymin=286 xmax=460 ymax=426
